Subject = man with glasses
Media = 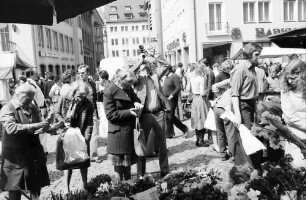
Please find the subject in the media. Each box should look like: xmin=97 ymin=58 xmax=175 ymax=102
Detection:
xmin=230 ymin=42 xmax=263 ymax=169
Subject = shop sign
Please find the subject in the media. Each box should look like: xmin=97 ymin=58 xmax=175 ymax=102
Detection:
xmin=255 ymin=28 xmax=293 ymax=38
xmin=39 ymin=51 xmax=60 ymax=58
xmin=167 ymin=39 xmax=180 ymax=51
xmin=165 ymin=51 xmax=176 ymax=55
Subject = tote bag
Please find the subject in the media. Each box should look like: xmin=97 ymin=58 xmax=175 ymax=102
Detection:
xmin=133 ymin=117 xmax=146 ymax=157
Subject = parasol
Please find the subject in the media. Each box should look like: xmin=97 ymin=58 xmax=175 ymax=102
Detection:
xmin=0 ymin=0 xmax=115 ymax=25
xmin=269 ymin=27 xmax=306 ymax=49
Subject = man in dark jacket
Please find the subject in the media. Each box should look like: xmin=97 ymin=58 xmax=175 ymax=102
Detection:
xmin=162 ymin=66 xmax=188 ymax=138
xmin=43 ymin=72 xmax=55 ymax=100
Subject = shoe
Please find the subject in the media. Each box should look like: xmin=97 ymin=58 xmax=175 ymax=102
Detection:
xmin=221 ymin=154 xmax=230 ymax=161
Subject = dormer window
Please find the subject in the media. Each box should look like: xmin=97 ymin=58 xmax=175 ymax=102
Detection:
xmin=124 ymin=13 xmax=133 ymax=19
xmin=110 ymin=6 xmax=117 ymax=12
xmin=125 ymin=6 xmax=132 ymax=11
xmin=109 ymin=14 xmax=118 ymax=20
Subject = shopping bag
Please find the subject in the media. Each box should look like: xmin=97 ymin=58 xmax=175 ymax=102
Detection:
xmin=239 ymin=125 xmax=266 ymax=155
xmin=97 ymin=102 xmax=108 ymax=138
xmin=134 ymin=117 xmax=146 ymax=157
xmin=133 ymin=187 xmax=159 ymax=200
xmin=204 ymin=108 xmax=217 ymax=131
xmin=63 ymin=127 xmax=89 ymax=164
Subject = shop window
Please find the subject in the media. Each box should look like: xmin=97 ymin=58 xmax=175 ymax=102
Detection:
xmin=284 ymin=0 xmax=295 ymax=21
xmin=208 ymin=3 xmax=222 ymax=31
xmin=258 ymin=1 xmax=270 ymax=22
xmin=243 ymin=2 xmax=255 ymax=23
xmin=298 ymin=0 xmax=306 ymax=21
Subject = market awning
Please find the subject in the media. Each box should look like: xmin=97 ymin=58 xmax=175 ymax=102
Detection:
xmin=269 ymin=27 xmax=306 ymax=49
xmin=0 ymin=53 xmax=34 ymax=79
xmin=202 ymin=41 xmax=232 ymax=49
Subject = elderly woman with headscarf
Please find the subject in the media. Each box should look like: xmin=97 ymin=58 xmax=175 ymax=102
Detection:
xmin=104 ymin=69 xmax=143 ymax=180
xmin=0 ymin=83 xmax=50 ymax=200
xmin=55 ymin=82 xmax=94 ymax=194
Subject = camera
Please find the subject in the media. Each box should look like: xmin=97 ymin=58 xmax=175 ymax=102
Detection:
xmin=137 ymin=45 xmax=146 ymax=58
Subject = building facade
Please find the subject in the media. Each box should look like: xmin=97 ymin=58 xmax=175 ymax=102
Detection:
xmin=93 ymin=10 xmax=105 ymax=68
xmin=100 ymin=0 xmax=150 ymax=66
xmin=161 ymin=0 xmax=306 ymax=66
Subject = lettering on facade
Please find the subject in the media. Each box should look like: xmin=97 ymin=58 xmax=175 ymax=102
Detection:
xmin=61 ymin=57 xmax=69 ymax=60
xmin=167 ymin=39 xmax=180 ymax=51
xmin=255 ymin=28 xmax=293 ymax=38
xmin=39 ymin=51 xmax=60 ymax=58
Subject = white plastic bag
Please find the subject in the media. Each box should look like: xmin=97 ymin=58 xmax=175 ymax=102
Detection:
xmin=97 ymin=102 xmax=108 ymax=138
xmin=204 ymin=108 xmax=216 ymax=131
xmin=63 ymin=127 xmax=89 ymax=164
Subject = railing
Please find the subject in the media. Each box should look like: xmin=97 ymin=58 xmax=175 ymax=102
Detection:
xmin=205 ymin=22 xmax=230 ymax=36
xmin=0 ymin=41 xmax=17 ymax=52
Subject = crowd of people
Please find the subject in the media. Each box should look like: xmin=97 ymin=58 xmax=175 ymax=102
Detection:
xmin=0 ymin=42 xmax=305 ymax=199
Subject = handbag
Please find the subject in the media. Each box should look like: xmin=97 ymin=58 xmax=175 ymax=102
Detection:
xmin=134 ymin=117 xmax=146 ymax=157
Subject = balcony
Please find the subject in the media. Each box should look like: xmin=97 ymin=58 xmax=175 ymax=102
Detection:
xmin=0 ymin=41 xmax=17 ymax=53
xmin=205 ymin=22 xmax=230 ymax=36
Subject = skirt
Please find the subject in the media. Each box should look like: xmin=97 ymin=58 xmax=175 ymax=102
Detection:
xmin=191 ymin=94 xmax=210 ymax=130
xmin=108 ymin=153 xmax=137 ymax=167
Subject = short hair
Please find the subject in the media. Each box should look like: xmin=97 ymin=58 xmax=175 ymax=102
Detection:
xmin=99 ymin=70 xmax=109 ymax=80
xmin=290 ymin=53 xmax=299 ymax=60
xmin=45 ymin=72 xmax=54 ymax=80
xmin=15 ymin=83 xmax=36 ymax=95
xmin=19 ymin=75 xmax=27 ymax=83
xmin=177 ymin=63 xmax=183 ymax=68
xmin=195 ymin=63 xmax=207 ymax=77
xmin=25 ymin=71 xmax=34 ymax=78
xmin=78 ymin=65 xmax=90 ymax=73
xmin=220 ymin=59 xmax=234 ymax=74
xmin=61 ymin=73 xmax=71 ymax=84
xmin=243 ymin=43 xmax=263 ymax=59
xmin=114 ymin=69 xmax=136 ymax=86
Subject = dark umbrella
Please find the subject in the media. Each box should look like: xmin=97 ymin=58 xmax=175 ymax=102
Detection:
xmin=0 ymin=0 xmax=115 ymax=25
xmin=269 ymin=27 xmax=306 ymax=49
xmin=0 ymin=0 xmax=54 ymax=25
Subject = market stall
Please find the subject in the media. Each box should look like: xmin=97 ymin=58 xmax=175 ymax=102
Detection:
xmin=0 ymin=53 xmax=34 ymax=105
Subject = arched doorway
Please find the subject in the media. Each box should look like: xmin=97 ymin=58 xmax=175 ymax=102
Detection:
xmin=62 ymin=65 xmax=66 ymax=73
xmin=40 ymin=64 xmax=46 ymax=77
xmin=55 ymin=65 xmax=61 ymax=76
xmin=48 ymin=65 xmax=54 ymax=73
xmin=67 ymin=65 xmax=71 ymax=70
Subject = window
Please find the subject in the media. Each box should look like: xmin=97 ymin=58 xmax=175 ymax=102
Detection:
xmin=258 ymin=1 xmax=270 ymax=22
xmin=209 ymin=3 xmax=222 ymax=31
xmin=126 ymin=38 xmax=129 ymax=44
xmin=53 ymin=31 xmax=58 ymax=51
xmin=125 ymin=26 xmax=128 ymax=31
xmin=109 ymin=14 xmax=118 ymax=20
xmin=80 ymin=40 xmax=83 ymax=54
xmin=121 ymin=26 xmax=124 ymax=31
xmin=115 ymin=39 xmax=118 ymax=45
xmin=65 ymin=35 xmax=69 ymax=53
xmin=110 ymin=27 xmax=113 ymax=32
xmin=125 ymin=6 xmax=131 ymax=11
xmin=0 ymin=26 xmax=10 ymax=51
xmin=46 ymin=28 xmax=52 ymax=50
xmin=132 ymin=26 xmax=135 ymax=31
xmin=139 ymin=5 xmax=144 ymax=9
xmin=133 ymin=49 xmax=136 ymax=56
xmin=142 ymin=25 xmax=145 ymax=30
xmin=243 ymin=2 xmax=255 ymax=23
xmin=284 ymin=0 xmax=295 ymax=21
xmin=132 ymin=37 xmax=135 ymax=44
xmin=146 ymin=25 xmax=149 ymax=30
xmin=112 ymin=50 xmax=116 ymax=57
xmin=110 ymin=6 xmax=117 ymax=12
xmin=114 ymin=27 xmax=117 ymax=32
xmin=143 ymin=37 xmax=146 ymax=44
xmin=116 ymin=50 xmax=119 ymax=57
xmin=124 ymin=13 xmax=133 ymax=19
xmin=111 ymin=39 xmax=114 ymax=45
xmin=37 ymin=26 xmax=44 ymax=48
xmin=298 ymin=0 xmax=306 ymax=21
xmin=127 ymin=50 xmax=130 ymax=56
xmin=59 ymin=34 xmax=64 ymax=52
xmin=95 ymin=27 xmax=100 ymax=36
xmin=135 ymin=26 xmax=139 ymax=31
xmin=70 ymin=38 xmax=73 ymax=54
xmin=122 ymin=38 xmax=125 ymax=45
xmin=136 ymin=37 xmax=139 ymax=44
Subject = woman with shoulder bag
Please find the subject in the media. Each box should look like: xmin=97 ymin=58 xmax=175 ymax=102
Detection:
xmin=103 ymin=69 xmax=143 ymax=181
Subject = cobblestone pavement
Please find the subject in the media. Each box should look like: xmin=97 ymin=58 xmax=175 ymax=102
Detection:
xmin=0 ymin=119 xmax=234 ymax=199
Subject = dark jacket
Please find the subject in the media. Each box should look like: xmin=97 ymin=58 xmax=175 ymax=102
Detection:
xmin=0 ymin=100 xmax=49 ymax=191
xmin=104 ymin=82 xmax=141 ymax=154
